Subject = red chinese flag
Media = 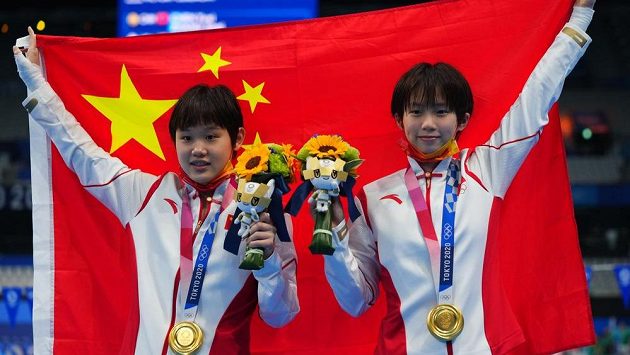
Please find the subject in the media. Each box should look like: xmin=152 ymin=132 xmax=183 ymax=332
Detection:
xmin=30 ymin=0 xmax=594 ymax=353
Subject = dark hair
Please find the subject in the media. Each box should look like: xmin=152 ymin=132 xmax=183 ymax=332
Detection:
xmin=391 ymin=62 xmax=473 ymax=125
xmin=169 ymin=84 xmax=243 ymax=145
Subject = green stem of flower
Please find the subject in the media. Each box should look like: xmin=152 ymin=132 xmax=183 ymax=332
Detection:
xmin=309 ymin=209 xmax=335 ymax=255
xmin=239 ymin=246 xmax=265 ymax=270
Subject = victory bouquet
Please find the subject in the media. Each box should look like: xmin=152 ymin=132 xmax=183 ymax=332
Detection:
xmin=226 ymin=134 xmax=297 ymax=270
xmin=285 ymin=135 xmax=363 ymax=255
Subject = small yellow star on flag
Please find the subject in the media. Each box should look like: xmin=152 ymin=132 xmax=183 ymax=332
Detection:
xmin=237 ymin=80 xmax=270 ymax=113
xmin=198 ymin=47 xmax=231 ymax=79
xmin=241 ymin=132 xmax=264 ymax=151
xmin=82 ymin=65 xmax=177 ymax=160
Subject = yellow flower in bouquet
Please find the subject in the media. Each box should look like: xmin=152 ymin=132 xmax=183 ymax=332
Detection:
xmin=235 ymin=141 xmax=269 ymax=181
xmin=304 ymin=135 xmax=349 ymax=159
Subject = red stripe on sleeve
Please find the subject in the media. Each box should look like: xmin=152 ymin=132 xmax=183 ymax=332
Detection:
xmin=136 ymin=173 xmax=168 ymax=217
xmin=83 ymin=169 xmax=134 ymax=188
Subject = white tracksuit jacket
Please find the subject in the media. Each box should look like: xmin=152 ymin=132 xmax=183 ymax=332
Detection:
xmin=23 ymin=80 xmax=299 ymax=355
xmin=324 ymin=23 xmax=591 ymax=355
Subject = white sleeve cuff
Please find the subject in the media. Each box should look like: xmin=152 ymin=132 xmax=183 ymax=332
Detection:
xmin=569 ymin=6 xmax=594 ymax=32
xmin=331 ymin=220 xmax=349 ymax=250
xmin=22 ymin=83 xmax=56 ymax=113
xmin=253 ymin=250 xmax=282 ymax=279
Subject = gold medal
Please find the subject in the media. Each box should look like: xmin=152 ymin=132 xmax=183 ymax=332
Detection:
xmin=168 ymin=321 xmax=203 ymax=354
xmin=426 ymin=304 xmax=464 ymax=342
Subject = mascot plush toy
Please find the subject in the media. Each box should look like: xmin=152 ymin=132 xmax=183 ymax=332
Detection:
xmin=234 ymin=179 xmax=275 ymax=239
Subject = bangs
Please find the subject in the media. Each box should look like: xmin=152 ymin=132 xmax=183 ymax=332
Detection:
xmin=175 ymin=93 xmax=228 ymax=131
xmin=392 ymin=62 xmax=473 ymax=123
xmin=407 ymin=85 xmax=451 ymax=112
xmin=169 ymin=84 xmax=243 ymax=143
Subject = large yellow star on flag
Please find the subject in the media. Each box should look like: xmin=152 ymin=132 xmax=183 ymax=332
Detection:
xmin=198 ymin=47 xmax=231 ymax=79
xmin=237 ymin=80 xmax=270 ymax=113
xmin=82 ymin=65 xmax=177 ymax=160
